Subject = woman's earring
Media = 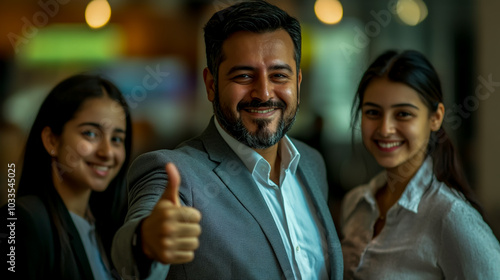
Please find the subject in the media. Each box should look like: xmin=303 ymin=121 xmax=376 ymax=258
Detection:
xmin=50 ymin=149 xmax=55 ymax=156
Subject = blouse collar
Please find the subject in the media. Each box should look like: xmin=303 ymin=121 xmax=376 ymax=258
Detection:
xmin=344 ymin=156 xmax=435 ymax=218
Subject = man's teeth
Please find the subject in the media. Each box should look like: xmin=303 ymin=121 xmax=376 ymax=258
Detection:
xmin=378 ymin=141 xmax=402 ymax=148
xmin=92 ymin=165 xmax=109 ymax=171
xmin=248 ymin=108 xmax=274 ymax=113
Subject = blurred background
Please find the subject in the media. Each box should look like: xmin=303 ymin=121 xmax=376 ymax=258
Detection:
xmin=0 ymin=0 xmax=498 ymax=238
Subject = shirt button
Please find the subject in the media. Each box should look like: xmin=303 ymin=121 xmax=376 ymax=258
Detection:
xmin=296 ymin=245 xmax=300 ymax=252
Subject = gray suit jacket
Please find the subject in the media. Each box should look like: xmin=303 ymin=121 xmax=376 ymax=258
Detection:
xmin=112 ymin=118 xmax=343 ymax=279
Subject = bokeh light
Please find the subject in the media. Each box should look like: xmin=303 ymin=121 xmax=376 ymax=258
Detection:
xmin=397 ymin=0 xmax=428 ymax=26
xmin=85 ymin=0 xmax=112 ymax=29
xmin=314 ymin=0 xmax=343 ymax=25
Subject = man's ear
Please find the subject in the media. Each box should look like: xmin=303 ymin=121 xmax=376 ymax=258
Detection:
xmin=430 ymin=103 xmax=445 ymax=131
xmin=203 ymin=67 xmax=216 ymax=102
xmin=297 ymin=69 xmax=302 ymax=104
xmin=41 ymin=126 xmax=59 ymax=157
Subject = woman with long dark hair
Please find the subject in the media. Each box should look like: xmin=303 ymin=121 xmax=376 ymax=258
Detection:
xmin=341 ymin=50 xmax=500 ymax=279
xmin=1 ymin=74 xmax=132 ymax=279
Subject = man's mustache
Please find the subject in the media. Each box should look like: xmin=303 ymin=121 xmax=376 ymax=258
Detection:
xmin=237 ymin=100 xmax=286 ymax=111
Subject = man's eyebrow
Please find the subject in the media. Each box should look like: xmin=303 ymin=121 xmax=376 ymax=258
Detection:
xmin=226 ymin=64 xmax=294 ymax=76
xmin=269 ymin=64 xmax=293 ymax=73
xmin=226 ymin=66 xmax=255 ymax=76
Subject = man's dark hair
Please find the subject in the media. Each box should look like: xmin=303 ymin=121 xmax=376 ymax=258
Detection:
xmin=203 ymin=0 xmax=301 ymax=83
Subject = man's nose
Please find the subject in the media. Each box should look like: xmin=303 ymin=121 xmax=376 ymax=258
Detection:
xmin=250 ymin=75 xmax=272 ymax=101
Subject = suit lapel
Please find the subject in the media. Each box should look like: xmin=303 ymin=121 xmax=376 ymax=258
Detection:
xmin=66 ymin=219 xmax=95 ymax=280
xmin=55 ymin=194 xmax=95 ymax=280
xmin=296 ymin=163 xmax=340 ymax=280
xmin=297 ymin=164 xmax=332 ymax=231
xmin=201 ymin=118 xmax=295 ymax=279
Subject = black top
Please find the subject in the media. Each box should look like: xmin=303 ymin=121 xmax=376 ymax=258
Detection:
xmin=0 ymin=192 xmax=95 ymax=280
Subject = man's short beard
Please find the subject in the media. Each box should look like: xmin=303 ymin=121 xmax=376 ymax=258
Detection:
xmin=213 ymin=89 xmax=297 ymax=149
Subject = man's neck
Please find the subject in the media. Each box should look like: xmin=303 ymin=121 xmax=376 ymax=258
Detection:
xmin=213 ymin=117 xmax=284 ymax=185
xmin=254 ymin=143 xmax=281 ymax=185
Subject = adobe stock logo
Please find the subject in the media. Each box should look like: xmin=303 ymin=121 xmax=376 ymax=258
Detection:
xmin=124 ymin=64 xmax=170 ymax=109
xmin=7 ymin=0 xmax=70 ymax=54
xmin=444 ymin=74 xmax=500 ymax=130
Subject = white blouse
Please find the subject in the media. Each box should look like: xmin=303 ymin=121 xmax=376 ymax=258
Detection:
xmin=341 ymin=157 xmax=500 ymax=279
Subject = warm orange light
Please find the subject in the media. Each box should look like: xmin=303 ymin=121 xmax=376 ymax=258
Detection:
xmin=85 ymin=0 xmax=112 ymax=29
xmin=315 ymin=0 xmax=343 ymax=25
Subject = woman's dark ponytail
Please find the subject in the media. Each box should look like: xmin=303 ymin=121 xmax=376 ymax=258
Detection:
xmin=429 ymin=127 xmax=484 ymax=216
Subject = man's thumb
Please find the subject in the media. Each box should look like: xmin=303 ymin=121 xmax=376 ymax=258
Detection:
xmin=161 ymin=162 xmax=181 ymax=206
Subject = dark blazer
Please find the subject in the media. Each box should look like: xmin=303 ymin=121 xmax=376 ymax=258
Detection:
xmin=0 ymin=193 xmax=94 ymax=280
xmin=112 ymin=118 xmax=343 ymax=279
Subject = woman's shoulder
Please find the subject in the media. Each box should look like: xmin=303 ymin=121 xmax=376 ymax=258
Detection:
xmin=17 ymin=195 xmax=48 ymax=212
xmin=0 ymin=195 xmax=56 ymax=275
xmin=423 ymin=180 xmax=489 ymax=233
xmin=15 ymin=195 xmax=53 ymax=234
xmin=432 ymin=183 xmax=500 ymax=276
xmin=0 ymin=195 xmax=57 ymax=249
xmin=423 ymin=180 xmax=470 ymax=213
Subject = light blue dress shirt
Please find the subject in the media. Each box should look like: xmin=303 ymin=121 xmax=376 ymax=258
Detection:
xmin=215 ymin=119 xmax=330 ymax=280
xmin=341 ymin=157 xmax=500 ymax=279
xmin=70 ymin=212 xmax=112 ymax=280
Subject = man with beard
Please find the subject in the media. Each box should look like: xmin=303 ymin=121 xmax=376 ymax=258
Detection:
xmin=112 ymin=1 xmax=343 ymax=279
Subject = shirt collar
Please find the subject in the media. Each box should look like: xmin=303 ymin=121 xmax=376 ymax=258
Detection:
xmin=344 ymin=156 xmax=434 ymax=217
xmin=214 ymin=116 xmax=300 ymax=176
xmin=396 ymin=156 xmax=434 ymax=213
xmin=69 ymin=211 xmax=95 ymax=235
xmin=342 ymin=171 xmax=386 ymax=220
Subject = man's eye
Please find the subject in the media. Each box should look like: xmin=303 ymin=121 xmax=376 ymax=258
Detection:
xmin=233 ymin=74 xmax=251 ymax=79
xmin=231 ymin=74 xmax=253 ymax=84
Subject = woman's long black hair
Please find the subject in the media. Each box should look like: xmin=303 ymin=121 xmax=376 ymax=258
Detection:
xmin=17 ymin=74 xmax=132 ymax=275
xmin=351 ymin=50 xmax=484 ymax=218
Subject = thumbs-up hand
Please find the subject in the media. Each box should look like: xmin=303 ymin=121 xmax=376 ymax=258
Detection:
xmin=141 ymin=163 xmax=202 ymax=264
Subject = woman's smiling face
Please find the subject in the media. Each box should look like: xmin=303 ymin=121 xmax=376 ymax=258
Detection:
xmin=361 ymin=77 xmax=442 ymax=175
xmin=50 ymin=95 xmax=127 ymax=194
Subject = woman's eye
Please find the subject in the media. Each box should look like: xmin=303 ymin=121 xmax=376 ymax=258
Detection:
xmin=397 ymin=111 xmax=413 ymax=118
xmin=82 ymin=131 xmax=97 ymax=138
xmin=112 ymin=136 xmax=124 ymax=144
xmin=364 ymin=110 xmax=379 ymax=117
